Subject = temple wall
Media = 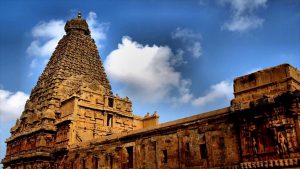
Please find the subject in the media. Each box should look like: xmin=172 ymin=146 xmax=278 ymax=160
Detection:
xmin=50 ymin=88 xmax=300 ymax=169
xmin=56 ymin=94 xmax=158 ymax=145
xmin=233 ymin=64 xmax=300 ymax=105
xmin=57 ymin=108 xmax=241 ymax=169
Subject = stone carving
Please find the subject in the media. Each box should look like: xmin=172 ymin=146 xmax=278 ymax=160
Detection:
xmin=278 ymin=131 xmax=288 ymax=155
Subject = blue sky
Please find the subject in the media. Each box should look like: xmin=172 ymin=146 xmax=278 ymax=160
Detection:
xmin=0 ymin=0 xmax=300 ymax=164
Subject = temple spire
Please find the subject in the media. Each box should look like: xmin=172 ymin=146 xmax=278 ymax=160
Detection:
xmin=77 ymin=11 xmax=82 ymax=18
xmin=64 ymin=12 xmax=90 ymax=35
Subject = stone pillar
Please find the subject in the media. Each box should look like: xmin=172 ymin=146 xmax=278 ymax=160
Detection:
xmin=292 ymin=100 xmax=300 ymax=147
xmin=177 ymin=130 xmax=183 ymax=169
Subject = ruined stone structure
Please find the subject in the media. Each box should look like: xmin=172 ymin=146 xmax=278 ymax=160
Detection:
xmin=2 ymin=13 xmax=300 ymax=169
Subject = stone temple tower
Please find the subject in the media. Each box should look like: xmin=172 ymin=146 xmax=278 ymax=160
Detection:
xmin=4 ymin=12 xmax=300 ymax=169
xmin=2 ymin=13 xmax=159 ymax=168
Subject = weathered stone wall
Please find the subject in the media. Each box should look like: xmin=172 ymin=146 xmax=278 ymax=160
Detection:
xmin=233 ymin=64 xmax=300 ymax=106
xmin=55 ymin=108 xmax=240 ymax=169
xmin=50 ymin=89 xmax=300 ymax=169
xmin=4 ymin=89 xmax=300 ymax=169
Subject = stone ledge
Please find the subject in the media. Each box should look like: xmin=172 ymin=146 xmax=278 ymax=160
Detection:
xmin=240 ymin=158 xmax=300 ymax=168
xmin=55 ymin=116 xmax=73 ymax=125
xmin=2 ymin=151 xmax=51 ymax=163
xmin=6 ymin=126 xmax=56 ymax=143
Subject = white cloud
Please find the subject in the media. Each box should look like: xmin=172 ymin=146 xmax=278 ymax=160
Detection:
xmin=0 ymin=89 xmax=29 ymax=122
xmin=86 ymin=12 xmax=109 ymax=48
xmin=30 ymin=59 xmax=38 ymax=69
xmin=27 ymin=72 xmax=33 ymax=77
xmin=172 ymin=27 xmax=202 ymax=40
xmin=170 ymin=49 xmax=187 ymax=66
xmin=172 ymin=79 xmax=194 ymax=104
xmin=27 ymin=20 xmax=65 ymax=57
xmin=105 ymin=36 xmax=192 ymax=103
xmin=192 ymin=81 xmax=233 ymax=107
xmin=187 ymin=42 xmax=202 ymax=58
xmin=222 ymin=15 xmax=264 ymax=32
xmin=219 ymin=0 xmax=267 ymax=32
xmin=26 ymin=12 xmax=109 ymax=76
xmin=105 ymin=36 xmax=234 ymax=108
xmin=171 ymin=27 xmax=202 ymax=58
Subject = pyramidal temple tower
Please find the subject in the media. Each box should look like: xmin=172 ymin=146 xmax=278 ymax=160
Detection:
xmin=2 ymin=13 xmax=159 ymax=168
xmin=3 ymin=13 xmax=300 ymax=169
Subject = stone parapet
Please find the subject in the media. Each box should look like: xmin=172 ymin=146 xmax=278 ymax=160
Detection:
xmin=240 ymin=158 xmax=300 ymax=168
xmin=5 ymin=125 xmax=56 ymax=143
xmin=233 ymin=64 xmax=300 ymax=105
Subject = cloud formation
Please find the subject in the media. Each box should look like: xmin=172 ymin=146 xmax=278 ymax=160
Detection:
xmin=192 ymin=81 xmax=233 ymax=107
xmin=219 ymin=0 xmax=267 ymax=32
xmin=0 ymin=89 xmax=29 ymax=122
xmin=172 ymin=79 xmax=193 ymax=105
xmin=27 ymin=12 xmax=109 ymax=75
xmin=27 ymin=20 xmax=65 ymax=57
xmin=86 ymin=12 xmax=109 ymax=48
xmin=105 ymin=36 xmax=192 ymax=103
xmin=171 ymin=27 xmax=202 ymax=58
xmin=105 ymin=36 xmax=233 ymax=108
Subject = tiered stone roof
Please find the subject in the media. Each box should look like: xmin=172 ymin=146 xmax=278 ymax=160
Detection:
xmin=12 ymin=13 xmax=112 ymax=136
